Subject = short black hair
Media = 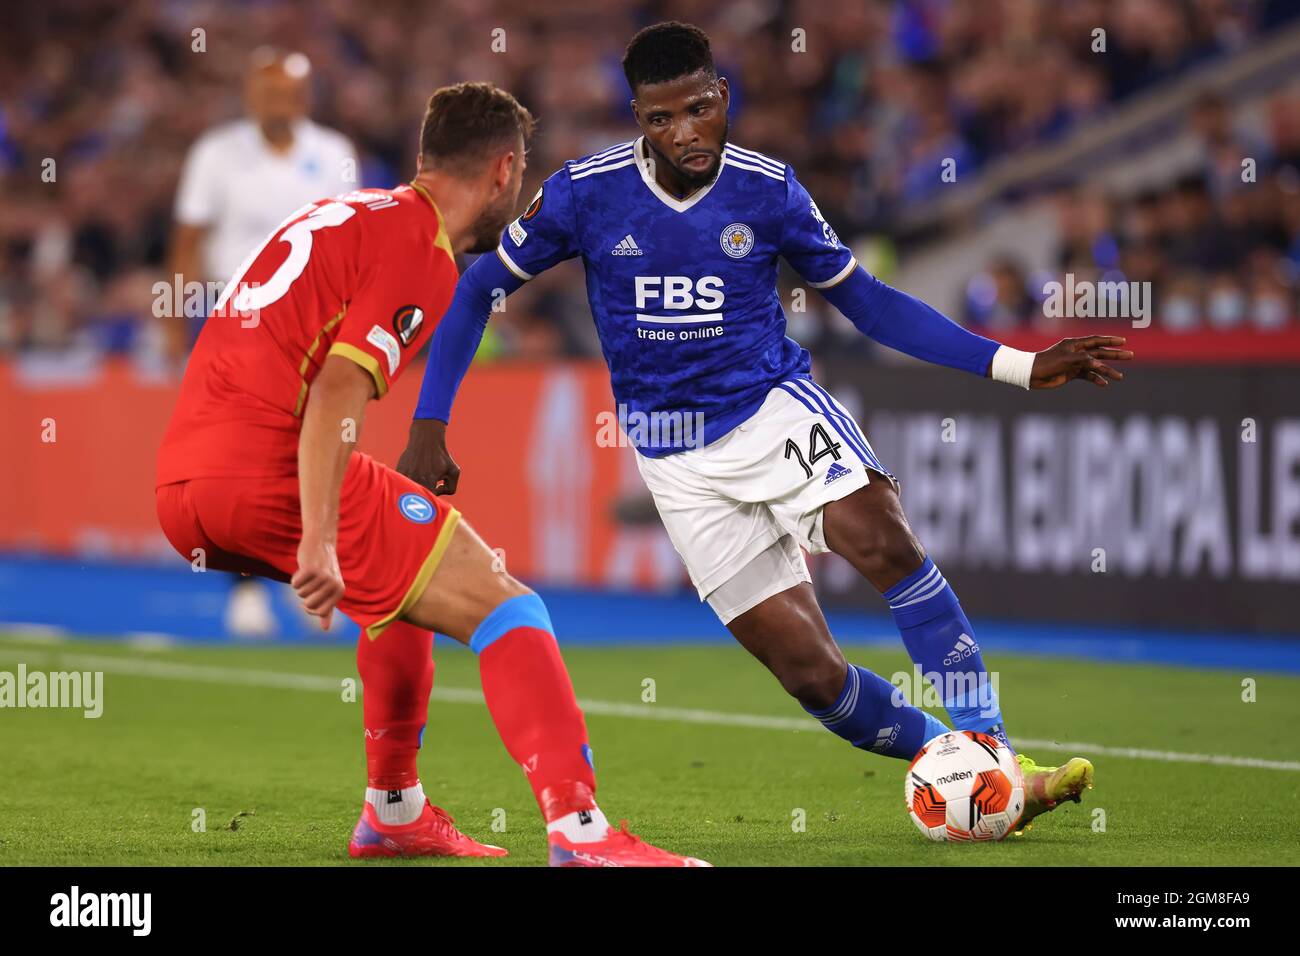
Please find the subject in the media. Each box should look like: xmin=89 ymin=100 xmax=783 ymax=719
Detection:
xmin=622 ymin=21 xmax=715 ymax=94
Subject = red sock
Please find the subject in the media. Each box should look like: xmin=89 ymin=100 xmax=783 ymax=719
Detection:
xmin=478 ymin=626 xmax=597 ymax=822
xmin=356 ymin=621 xmax=434 ymax=790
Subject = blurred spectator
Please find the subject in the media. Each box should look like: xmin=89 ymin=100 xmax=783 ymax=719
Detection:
xmin=0 ymin=0 xmax=1298 ymax=361
xmin=964 ymin=257 xmax=1036 ymax=331
xmin=978 ymin=84 xmax=1300 ymax=334
xmin=166 ymin=47 xmax=357 ymax=362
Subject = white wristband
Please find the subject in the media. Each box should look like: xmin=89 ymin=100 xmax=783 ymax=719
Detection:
xmin=990 ymin=345 xmax=1036 ymax=390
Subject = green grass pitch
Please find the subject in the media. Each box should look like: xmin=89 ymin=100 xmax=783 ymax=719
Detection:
xmin=2 ymin=633 xmax=1298 ymax=866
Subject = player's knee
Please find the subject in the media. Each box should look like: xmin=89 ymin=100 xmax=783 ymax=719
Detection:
xmin=851 ymin=522 xmax=924 ymax=588
xmin=776 ymin=654 xmax=846 ymax=711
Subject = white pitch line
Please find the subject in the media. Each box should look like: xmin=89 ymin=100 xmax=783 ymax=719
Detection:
xmin=4 ymin=648 xmax=1299 ymax=772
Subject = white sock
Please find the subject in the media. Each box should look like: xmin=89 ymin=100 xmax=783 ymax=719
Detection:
xmin=366 ymin=783 xmax=425 ymax=826
xmin=547 ymin=806 xmax=610 ymax=844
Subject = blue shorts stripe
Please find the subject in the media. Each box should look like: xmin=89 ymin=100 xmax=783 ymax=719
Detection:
xmin=785 ymin=379 xmax=874 ymax=467
xmin=809 ymin=383 xmax=879 ymax=461
xmin=806 ymin=381 xmax=880 ymax=469
xmin=777 ymin=381 xmax=820 ymax=416
xmin=777 ymin=381 xmax=814 ymax=408
xmin=807 ymin=381 xmax=890 ymax=476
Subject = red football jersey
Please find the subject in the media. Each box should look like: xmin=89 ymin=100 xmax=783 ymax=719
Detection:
xmin=157 ymin=184 xmax=457 ymax=485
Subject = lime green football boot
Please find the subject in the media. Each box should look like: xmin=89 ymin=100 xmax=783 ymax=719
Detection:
xmin=1012 ymin=753 xmax=1095 ymax=835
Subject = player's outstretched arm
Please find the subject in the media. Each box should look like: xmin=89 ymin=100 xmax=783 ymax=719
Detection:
xmin=817 ymin=267 xmax=1133 ymax=388
xmin=295 ymin=354 xmax=376 ymax=630
xmin=399 ymin=252 xmax=523 ymax=495
xmin=403 ymin=167 xmax=578 ymax=492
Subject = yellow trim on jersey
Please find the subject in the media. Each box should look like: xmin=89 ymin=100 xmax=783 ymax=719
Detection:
xmin=365 ymin=508 xmax=462 ymax=641
xmin=408 ymin=180 xmax=456 ymax=262
xmin=293 ymin=306 xmax=349 ymax=417
xmin=327 ymin=342 xmax=389 ymax=398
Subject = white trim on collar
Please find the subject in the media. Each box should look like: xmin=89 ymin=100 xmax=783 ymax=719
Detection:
xmin=633 ymin=136 xmax=723 ymax=213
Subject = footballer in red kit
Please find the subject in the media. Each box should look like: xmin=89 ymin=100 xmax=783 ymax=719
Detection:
xmin=157 ymin=182 xmax=461 ymax=637
xmin=155 ymin=82 xmax=708 ymax=867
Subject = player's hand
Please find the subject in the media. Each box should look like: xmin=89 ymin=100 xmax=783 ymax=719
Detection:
xmin=1031 ymin=336 xmax=1134 ymax=389
xmin=292 ymin=537 xmax=344 ymax=631
xmin=397 ymin=419 xmax=460 ymax=495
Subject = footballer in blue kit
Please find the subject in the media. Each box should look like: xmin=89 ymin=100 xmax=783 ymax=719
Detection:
xmin=399 ymin=21 xmax=1133 ymax=834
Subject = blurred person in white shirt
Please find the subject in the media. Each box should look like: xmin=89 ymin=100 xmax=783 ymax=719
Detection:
xmin=166 ymin=47 xmax=357 ymax=364
xmin=166 ymin=47 xmax=357 ymax=637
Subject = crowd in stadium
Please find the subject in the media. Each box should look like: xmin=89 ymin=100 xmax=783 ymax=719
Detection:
xmin=963 ymin=89 xmax=1300 ymax=334
xmin=1 ymin=0 xmax=1297 ymax=361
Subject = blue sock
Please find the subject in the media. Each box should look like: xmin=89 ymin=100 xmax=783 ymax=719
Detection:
xmin=884 ymin=557 xmax=1012 ymax=750
xmin=804 ymin=664 xmax=949 ymax=759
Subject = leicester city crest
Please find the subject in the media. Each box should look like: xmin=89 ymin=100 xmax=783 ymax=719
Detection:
xmin=720 ymin=222 xmax=754 ymax=258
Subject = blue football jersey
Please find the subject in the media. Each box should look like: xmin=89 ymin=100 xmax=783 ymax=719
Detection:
xmin=494 ymin=136 xmax=857 ymax=457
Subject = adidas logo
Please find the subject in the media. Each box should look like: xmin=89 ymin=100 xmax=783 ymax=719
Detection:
xmin=943 ymin=633 xmax=979 ymax=666
xmin=611 ymin=234 xmax=643 ymax=256
xmin=824 ymin=461 xmax=852 ymax=485
xmin=871 ymin=723 xmax=902 ymax=752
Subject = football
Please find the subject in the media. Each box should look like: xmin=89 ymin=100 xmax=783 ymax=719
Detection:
xmin=905 ymin=731 xmax=1026 ymax=842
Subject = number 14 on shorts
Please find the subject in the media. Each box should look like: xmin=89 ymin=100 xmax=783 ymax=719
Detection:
xmin=784 ymin=421 xmax=844 ymax=480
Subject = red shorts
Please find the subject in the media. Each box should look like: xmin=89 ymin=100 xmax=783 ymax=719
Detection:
xmin=155 ymin=452 xmax=459 ymax=638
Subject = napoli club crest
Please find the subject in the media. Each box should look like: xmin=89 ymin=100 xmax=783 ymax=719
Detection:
xmin=720 ymin=222 xmax=754 ymax=258
xmin=397 ymin=493 xmax=434 ymax=524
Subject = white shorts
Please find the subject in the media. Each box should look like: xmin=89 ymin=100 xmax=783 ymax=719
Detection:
xmin=635 ymin=378 xmax=896 ymax=608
